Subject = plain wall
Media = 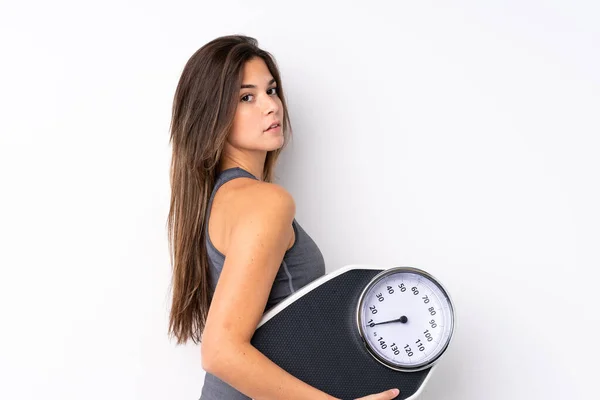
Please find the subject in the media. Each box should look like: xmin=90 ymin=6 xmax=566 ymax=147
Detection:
xmin=1 ymin=1 xmax=598 ymax=399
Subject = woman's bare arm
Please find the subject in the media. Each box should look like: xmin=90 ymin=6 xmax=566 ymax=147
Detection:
xmin=201 ymin=183 xmax=338 ymax=400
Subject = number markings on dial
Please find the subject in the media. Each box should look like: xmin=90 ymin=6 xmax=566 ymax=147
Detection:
xmin=363 ymin=274 xmax=449 ymax=366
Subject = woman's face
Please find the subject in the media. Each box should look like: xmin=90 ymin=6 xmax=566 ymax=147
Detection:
xmin=227 ymin=57 xmax=284 ymax=152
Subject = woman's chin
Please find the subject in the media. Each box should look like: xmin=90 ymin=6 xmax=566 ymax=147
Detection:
xmin=267 ymin=135 xmax=285 ymax=150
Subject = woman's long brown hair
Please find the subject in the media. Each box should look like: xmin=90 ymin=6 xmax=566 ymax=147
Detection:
xmin=167 ymin=35 xmax=292 ymax=345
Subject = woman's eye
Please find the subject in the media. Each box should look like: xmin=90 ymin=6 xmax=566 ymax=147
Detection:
xmin=241 ymin=88 xmax=277 ymax=102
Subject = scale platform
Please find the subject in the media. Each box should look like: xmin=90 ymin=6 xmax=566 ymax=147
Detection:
xmin=250 ymin=264 xmax=451 ymax=400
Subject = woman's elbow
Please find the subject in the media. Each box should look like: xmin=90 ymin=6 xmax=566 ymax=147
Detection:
xmin=201 ymin=340 xmax=219 ymax=373
xmin=201 ymin=337 xmax=246 ymax=374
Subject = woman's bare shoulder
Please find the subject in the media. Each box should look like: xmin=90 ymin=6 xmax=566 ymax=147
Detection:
xmin=233 ymin=179 xmax=295 ymax=216
xmin=209 ymin=178 xmax=295 ymax=255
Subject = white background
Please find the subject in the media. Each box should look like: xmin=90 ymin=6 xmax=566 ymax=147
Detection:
xmin=1 ymin=1 xmax=598 ymax=399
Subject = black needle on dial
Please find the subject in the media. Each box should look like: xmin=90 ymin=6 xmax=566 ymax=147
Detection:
xmin=370 ymin=315 xmax=408 ymax=326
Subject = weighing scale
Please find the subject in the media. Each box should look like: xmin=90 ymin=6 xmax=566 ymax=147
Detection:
xmin=250 ymin=265 xmax=456 ymax=399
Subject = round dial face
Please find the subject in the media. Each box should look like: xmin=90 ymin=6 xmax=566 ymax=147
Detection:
xmin=356 ymin=267 xmax=455 ymax=372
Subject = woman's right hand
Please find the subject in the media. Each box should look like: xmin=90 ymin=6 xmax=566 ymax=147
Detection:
xmin=354 ymin=388 xmax=400 ymax=399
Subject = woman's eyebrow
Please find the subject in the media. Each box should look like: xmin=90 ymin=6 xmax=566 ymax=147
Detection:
xmin=240 ymin=78 xmax=276 ymax=89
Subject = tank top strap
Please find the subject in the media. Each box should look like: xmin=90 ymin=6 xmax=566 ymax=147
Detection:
xmin=205 ymin=167 xmax=259 ymax=235
xmin=212 ymin=167 xmax=258 ymax=195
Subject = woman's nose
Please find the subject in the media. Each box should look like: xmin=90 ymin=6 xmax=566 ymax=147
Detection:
xmin=261 ymin=94 xmax=279 ymax=115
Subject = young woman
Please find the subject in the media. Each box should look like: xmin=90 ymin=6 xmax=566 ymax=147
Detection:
xmin=167 ymin=35 xmax=400 ymax=400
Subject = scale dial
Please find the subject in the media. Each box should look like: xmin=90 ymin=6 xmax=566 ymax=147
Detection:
xmin=356 ymin=267 xmax=455 ymax=372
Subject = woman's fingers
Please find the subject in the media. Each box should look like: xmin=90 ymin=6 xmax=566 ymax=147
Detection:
xmin=354 ymin=388 xmax=400 ymax=399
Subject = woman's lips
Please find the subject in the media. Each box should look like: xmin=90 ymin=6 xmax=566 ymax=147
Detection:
xmin=265 ymin=124 xmax=281 ymax=133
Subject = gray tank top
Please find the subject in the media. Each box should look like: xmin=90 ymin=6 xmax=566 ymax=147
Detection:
xmin=200 ymin=167 xmax=326 ymax=400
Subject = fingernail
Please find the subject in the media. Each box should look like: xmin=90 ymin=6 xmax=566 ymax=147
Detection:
xmin=392 ymin=389 xmax=399 ymax=396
